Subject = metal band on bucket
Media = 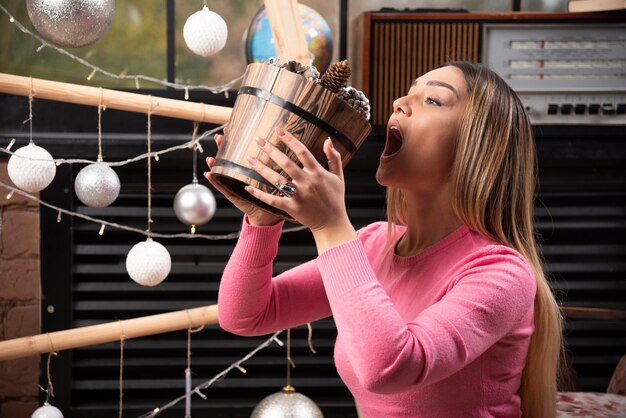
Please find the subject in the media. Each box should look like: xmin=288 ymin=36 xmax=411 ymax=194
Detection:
xmin=212 ymin=158 xmax=275 ymax=190
xmin=238 ymin=86 xmax=357 ymax=153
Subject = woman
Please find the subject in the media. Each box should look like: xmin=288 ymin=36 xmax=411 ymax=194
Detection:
xmin=204 ymin=61 xmax=563 ymax=417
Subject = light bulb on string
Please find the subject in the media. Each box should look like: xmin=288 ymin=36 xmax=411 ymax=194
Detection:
xmin=6 ymin=190 xmax=14 ymax=200
xmin=98 ymin=224 xmax=105 ymax=236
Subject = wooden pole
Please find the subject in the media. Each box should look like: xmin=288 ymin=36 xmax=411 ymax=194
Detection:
xmin=0 ymin=72 xmax=232 ymax=124
xmin=0 ymin=304 xmax=218 ymax=362
xmin=264 ymin=0 xmax=310 ymax=65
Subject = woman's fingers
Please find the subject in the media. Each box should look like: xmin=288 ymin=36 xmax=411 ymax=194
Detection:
xmin=214 ymin=133 xmax=224 ymax=148
xmin=275 ymin=127 xmax=319 ymax=171
xmin=254 ymin=136 xmax=302 ymax=181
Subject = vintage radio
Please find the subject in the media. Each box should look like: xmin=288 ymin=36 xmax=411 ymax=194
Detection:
xmin=353 ymin=11 xmax=626 ymax=126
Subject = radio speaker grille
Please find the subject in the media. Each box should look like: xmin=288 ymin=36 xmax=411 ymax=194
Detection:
xmin=369 ymin=21 xmax=480 ymax=125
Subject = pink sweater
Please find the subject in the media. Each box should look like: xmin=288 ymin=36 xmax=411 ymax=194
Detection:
xmin=218 ymin=218 xmax=536 ymax=418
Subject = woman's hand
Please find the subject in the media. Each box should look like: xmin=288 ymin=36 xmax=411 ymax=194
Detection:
xmin=204 ymin=130 xmax=281 ymax=227
xmin=244 ymin=127 xmax=357 ymax=253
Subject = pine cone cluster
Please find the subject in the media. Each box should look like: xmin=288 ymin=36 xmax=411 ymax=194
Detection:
xmin=279 ymin=60 xmax=320 ymax=82
xmin=320 ymin=60 xmax=351 ymax=93
xmin=338 ymin=86 xmax=370 ymax=120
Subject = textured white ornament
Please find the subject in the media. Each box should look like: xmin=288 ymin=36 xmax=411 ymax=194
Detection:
xmin=183 ymin=6 xmax=228 ymax=57
xmin=75 ymin=162 xmax=120 ymax=208
xmin=31 ymin=402 xmax=64 ymax=418
xmin=7 ymin=143 xmax=56 ymax=193
xmin=251 ymin=389 xmax=324 ymax=418
xmin=174 ymin=182 xmax=216 ymax=227
xmin=27 ymin=0 xmax=115 ymax=48
xmin=126 ymin=238 xmax=171 ymax=286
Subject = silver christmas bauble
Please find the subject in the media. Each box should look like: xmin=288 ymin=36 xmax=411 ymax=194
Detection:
xmin=27 ymin=0 xmax=115 ymax=48
xmin=31 ymin=402 xmax=64 ymax=418
xmin=7 ymin=142 xmax=56 ymax=193
xmin=183 ymin=6 xmax=228 ymax=57
xmin=251 ymin=388 xmax=324 ymax=418
xmin=173 ymin=182 xmax=216 ymax=227
xmin=74 ymin=162 xmax=120 ymax=208
xmin=126 ymin=238 xmax=171 ymax=286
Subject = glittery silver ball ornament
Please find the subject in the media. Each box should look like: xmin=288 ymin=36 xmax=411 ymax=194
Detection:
xmin=251 ymin=387 xmax=324 ymax=418
xmin=27 ymin=0 xmax=115 ymax=48
xmin=183 ymin=6 xmax=228 ymax=57
xmin=74 ymin=162 xmax=120 ymax=208
xmin=31 ymin=402 xmax=64 ymax=418
xmin=7 ymin=143 xmax=56 ymax=193
xmin=174 ymin=182 xmax=216 ymax=227
xmin=126 ymin=238 xmax=171 ymax=287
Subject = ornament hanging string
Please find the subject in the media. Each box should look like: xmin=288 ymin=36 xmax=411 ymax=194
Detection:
xmin=45 ymin=333 xmax=58 ymax=401
xmin=184 ymin=309 xmax=205 ymax=418
xmin=98 ymin=88 xmax=105 ymax=161
xmin=27 ymin=77 xmax=34 ymax=145
xmin=147 ymin=97 xmax=155 ymax=231
xmin=192 ymin=122 xmax=199 ymax=183
xmin=119 ymin=320 xmax=128 ymax=418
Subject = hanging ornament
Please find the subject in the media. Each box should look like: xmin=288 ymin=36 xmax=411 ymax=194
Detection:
xmin=251 ymin=386 xmax=324 ymax=418
xmin=126 ymin=238 xmax=171 ymax=286
xmin=31 ymin=402 xmax=64 ymax=418
xmin=74 ymin=162 xmax=120 ymax=208
xmin=26 ymin=0 xmax=115 ymax=48
xmin=174 ymin=182 xmax=216 ymax=230
xmin=7 ymin=142 xmax=56 ymax=193
xmin=183 ymin=2 xmax=228 ymax=57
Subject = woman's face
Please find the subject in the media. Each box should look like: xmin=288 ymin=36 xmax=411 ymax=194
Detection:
xmin=376 ymin=65 xmax=468 ymax=193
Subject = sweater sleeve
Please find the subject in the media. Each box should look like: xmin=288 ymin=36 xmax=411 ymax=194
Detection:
xmin=317 ymin=238 xmax=536 ymax=394
xmin=217 ymin=216 xmax=331 ymax=336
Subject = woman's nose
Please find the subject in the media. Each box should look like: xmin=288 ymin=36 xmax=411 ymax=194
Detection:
xmin=393 ymin=97 xmax=410 ymax=116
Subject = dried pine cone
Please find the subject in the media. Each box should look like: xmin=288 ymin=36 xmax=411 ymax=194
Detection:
xmin=338 ymin=86 xmax=370 ymax=120
xmin=280 ymin=60 xmax=321 ymax=82
xmin=320 ymin=60 xmax=351 ymax=93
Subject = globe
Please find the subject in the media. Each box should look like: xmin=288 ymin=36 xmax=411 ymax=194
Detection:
xmin=244 ymin=4 xmax=333 ymax=73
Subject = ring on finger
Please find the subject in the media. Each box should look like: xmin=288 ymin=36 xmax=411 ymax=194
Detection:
xmin=275 ymin=181 xmax=297 ymax=198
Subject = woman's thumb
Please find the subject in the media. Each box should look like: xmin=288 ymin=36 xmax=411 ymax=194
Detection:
xmin=324 ymin=137 xmax=343 ymax=178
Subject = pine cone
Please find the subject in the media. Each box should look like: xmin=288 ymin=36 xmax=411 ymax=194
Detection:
xmin=338 ymin=86 xmax=370 ymax=120
xmin=320 ymin=60 xmax=351 ymax=93
xmin=280 ymin=60 xmax=321 ymax=82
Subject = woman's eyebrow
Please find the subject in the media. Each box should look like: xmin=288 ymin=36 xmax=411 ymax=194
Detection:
xmin=410 ymin=79 xmax=460 ymax=99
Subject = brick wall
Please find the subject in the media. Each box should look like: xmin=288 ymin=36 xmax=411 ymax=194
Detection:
xmin=0 ymin=160 xmax=40 ymax=418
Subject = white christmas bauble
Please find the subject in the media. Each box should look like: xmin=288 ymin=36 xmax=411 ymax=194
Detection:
xmin=251 ymin=389 xmax=324 ymax=418
xmin=74 ymin=162 xmax=120 ymax=208
xmin=183 ymin=6 xmax=228 ymax=57
xmin=126 ymin=238 xmax=171 ymax=286
xmin=31 ymin=402 xmax=64 ymax=418
xmin=7 ymin=142 xmax=56 ymax=193
xmin=174 ymin=182 xmax=216 ymax=227
xmin=27 ymin=0 xmax=115 ymax=48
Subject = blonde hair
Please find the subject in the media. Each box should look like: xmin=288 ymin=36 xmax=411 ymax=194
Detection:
xmin=387 ymin=61 xmax=563 ymax=417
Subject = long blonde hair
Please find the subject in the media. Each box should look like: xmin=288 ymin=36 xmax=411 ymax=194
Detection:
xmin=387 ymin=61 xmax=563 ymax=417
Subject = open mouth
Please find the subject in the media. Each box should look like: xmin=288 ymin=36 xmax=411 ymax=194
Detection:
xmin=383 ymin=124 xmax=403 ymax=157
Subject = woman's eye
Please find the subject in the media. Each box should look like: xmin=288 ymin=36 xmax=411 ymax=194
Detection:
xmin=425 ymin=97 xmax=441 ymax=106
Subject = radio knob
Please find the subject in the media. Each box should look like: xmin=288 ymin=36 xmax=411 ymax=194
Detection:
xmin=588 ymin=104 xmax=601 ymax=115
xmin=574 ymin=104 xmax=586 ymax=115
xmin=602 ymin=103 xmax=615 ymax=115
xmin=560 ymin=104 xmax=573 ymax=115
xmin=547 ymin=104 xmax=558 ymax=115
xmin=617 ymin=104 xmax=626 ymax=115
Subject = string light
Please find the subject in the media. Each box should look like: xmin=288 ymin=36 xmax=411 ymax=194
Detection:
xmin=56 ymin=210 xmax=62 ymax=223
xmin=87 ymin=68 xmax=97 ymax=81
xmin=5 ymin=190 xmax=13 ymax=200
xmin=1 ymin=123 xmax=223 ymax=166
xmin=0 ymin=179 xmax=305 ymax=240
xmin=98 ymin=224 xmax=106 ymax=236
xmin=190 ymin=225 xmax=196 ymax=234
xmin=0 ymin=4 xmax=243 ymax=94
xmin=137 ymin=331 xmax=283 ymax=418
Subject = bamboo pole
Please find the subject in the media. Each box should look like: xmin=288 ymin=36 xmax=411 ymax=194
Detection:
xmin=264 ymin=0 xmax=310 ymax=65
xmin=0 ymin=72 xmax=232 ymax=124
xmin=0 ymin=304 xmax=218 ymax=362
